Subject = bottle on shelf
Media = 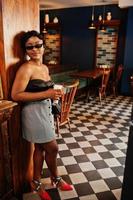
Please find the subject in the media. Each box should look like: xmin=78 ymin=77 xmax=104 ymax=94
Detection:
xmin=106 ymin=12 xmax=112 ymax=21
xmin=98 ymin=15 xmax=102 ymax=21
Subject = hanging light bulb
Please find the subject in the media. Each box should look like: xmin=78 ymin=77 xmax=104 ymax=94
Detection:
xmin=43 ymin=27 xmax=47 ymax=34
xmin=99 ymin=5 xmax=106 ymax=32
xmin=43 ymin=14 xmax=49 ymax=34
xmin=88 ymin=6 xmax=96 ymax=30
xmin=45 ymin=14 xmax=49 ymax=23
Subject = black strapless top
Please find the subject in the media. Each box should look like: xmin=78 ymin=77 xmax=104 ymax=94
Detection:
xmin=25 ymin=79 xmax=54 ymax=92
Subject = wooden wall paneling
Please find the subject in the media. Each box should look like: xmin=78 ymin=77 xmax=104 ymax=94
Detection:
xmin=2 ymin=0 xmax=39 ymax=98
xmin=0 ymin=3 xmax=7 ymax=99
xmin=0 ymin=0 xmax=40 ymax=196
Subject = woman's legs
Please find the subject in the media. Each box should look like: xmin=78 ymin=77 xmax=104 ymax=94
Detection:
xmin=32 ymin=143 xmax=52 ymax=200
xmin=42 ymin=140 xmax=59 ymax=178
xmin=42 ymin=140 xmax=73 ymax=191
xmin=33 ymin=143 xmax=45 ymax=181
xmin=33 ymin=140 xmax=58 ymax=181
xmin=33 ymin=139 xmax=72 ymax=192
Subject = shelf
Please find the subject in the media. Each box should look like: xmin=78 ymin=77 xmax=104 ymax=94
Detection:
xmin=0 ymin=100 xmax=17 ymax=111
xmin=45 ymin=22 xmax=61 ymax=31
xmin=94 ymin=20 xmax=120 ymax=27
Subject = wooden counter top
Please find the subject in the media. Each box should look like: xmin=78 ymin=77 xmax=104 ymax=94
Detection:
xmin=0 ymin=100 xmax=17 ymax=111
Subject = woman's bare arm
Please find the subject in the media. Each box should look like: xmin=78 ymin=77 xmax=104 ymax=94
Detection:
xmin=11 ymin=64 xmax=61 ymax=102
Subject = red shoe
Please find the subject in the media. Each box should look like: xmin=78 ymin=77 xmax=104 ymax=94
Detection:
xmin=51 ymin=176 xmax=73 ymax=191
xmin=31 ymin=180 xmax=52 ymax=200
xmin=39 ymin=190 xmax=51 ymax=200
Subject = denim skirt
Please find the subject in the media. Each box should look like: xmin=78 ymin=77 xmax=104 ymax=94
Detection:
xmin=21 ymin=99 xmax=55 ymax=143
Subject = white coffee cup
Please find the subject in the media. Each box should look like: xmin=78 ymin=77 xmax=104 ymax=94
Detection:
xmin=53 ymin=84 xmax=63 ymax=104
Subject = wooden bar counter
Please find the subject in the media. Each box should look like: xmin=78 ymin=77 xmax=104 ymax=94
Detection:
xmin=0 ymin=100 xmax=17 ymax=199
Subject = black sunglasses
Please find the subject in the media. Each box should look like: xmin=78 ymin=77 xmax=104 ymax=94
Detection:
xmin=25 ymin=43 xmax=44 ymax=50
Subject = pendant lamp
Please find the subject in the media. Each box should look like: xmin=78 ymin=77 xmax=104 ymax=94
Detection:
xmin=99 ymin=5 xmax=106 ymax=32
xmin=88 ymin=6 xmax=96 ymax=30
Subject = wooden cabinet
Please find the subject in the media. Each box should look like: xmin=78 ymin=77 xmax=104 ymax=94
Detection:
xmin=0 ymin=100 xmax=17 ymax=199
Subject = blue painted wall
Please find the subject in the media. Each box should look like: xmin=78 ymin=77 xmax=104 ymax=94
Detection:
xmin=40 ymin=5 xmax=122 ymax=70
xmin=121 ymin=7 xmax=133 ymax=95
xmin=60 ymin=7 xmax=97 ymax=70
xmin=40 ymin=5 xmax=133 ymax=95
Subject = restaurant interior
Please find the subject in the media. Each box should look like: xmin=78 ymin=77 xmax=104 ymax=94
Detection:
xmin=0 ymin=0 xmax=133 ymax=200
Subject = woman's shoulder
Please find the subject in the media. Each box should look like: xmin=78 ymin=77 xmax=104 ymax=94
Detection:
xmin=43 ymin=64 xmax=49 ymax=73
xmin=43 ymin=63 xmax=48 ymax=69
xmin=16 ymin=62 xmax=33 ymax=78
xmin=19 ymin=61 xmax=33 ymax=71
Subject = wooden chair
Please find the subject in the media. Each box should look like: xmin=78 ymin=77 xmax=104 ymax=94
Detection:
xmin=112 ymin=64 xmax=124 ymax=97
xmin=55 ymin=80 xmax=79 ymax=136
xmin=99 ymin=68 xmax=111 ymax=103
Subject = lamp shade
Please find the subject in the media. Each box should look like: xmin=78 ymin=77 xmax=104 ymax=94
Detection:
xmin=99 ymin=5 xmax=106 ymax=32
xmin=88 ymin=6 xmax=96 ymax=30
xmin=99 ymin=22 xmax=106 ymax=32
xmin=45 ymin=14 xmax=49 ymax=23
xmin=88 ymin=21 xmax=96 ymax=29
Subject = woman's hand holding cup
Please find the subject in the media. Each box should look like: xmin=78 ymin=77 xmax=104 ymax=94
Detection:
xmin=53 ymin=84 xmax=63 ymax=104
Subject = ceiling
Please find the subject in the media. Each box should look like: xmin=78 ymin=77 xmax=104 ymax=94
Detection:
xmin=39 ymin=0 xmax=118 ymax=10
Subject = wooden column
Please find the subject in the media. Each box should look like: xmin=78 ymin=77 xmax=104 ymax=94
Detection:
xmin=0 ymin=0 xmax=39 ymax=196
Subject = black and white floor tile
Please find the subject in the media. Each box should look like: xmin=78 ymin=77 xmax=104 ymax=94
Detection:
xmin=40 ymin=95 xmax=132 ymax=200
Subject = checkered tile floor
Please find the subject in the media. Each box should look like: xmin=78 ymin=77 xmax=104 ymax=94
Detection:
xmin=41 ymin=95 xmax=132 ymax=200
